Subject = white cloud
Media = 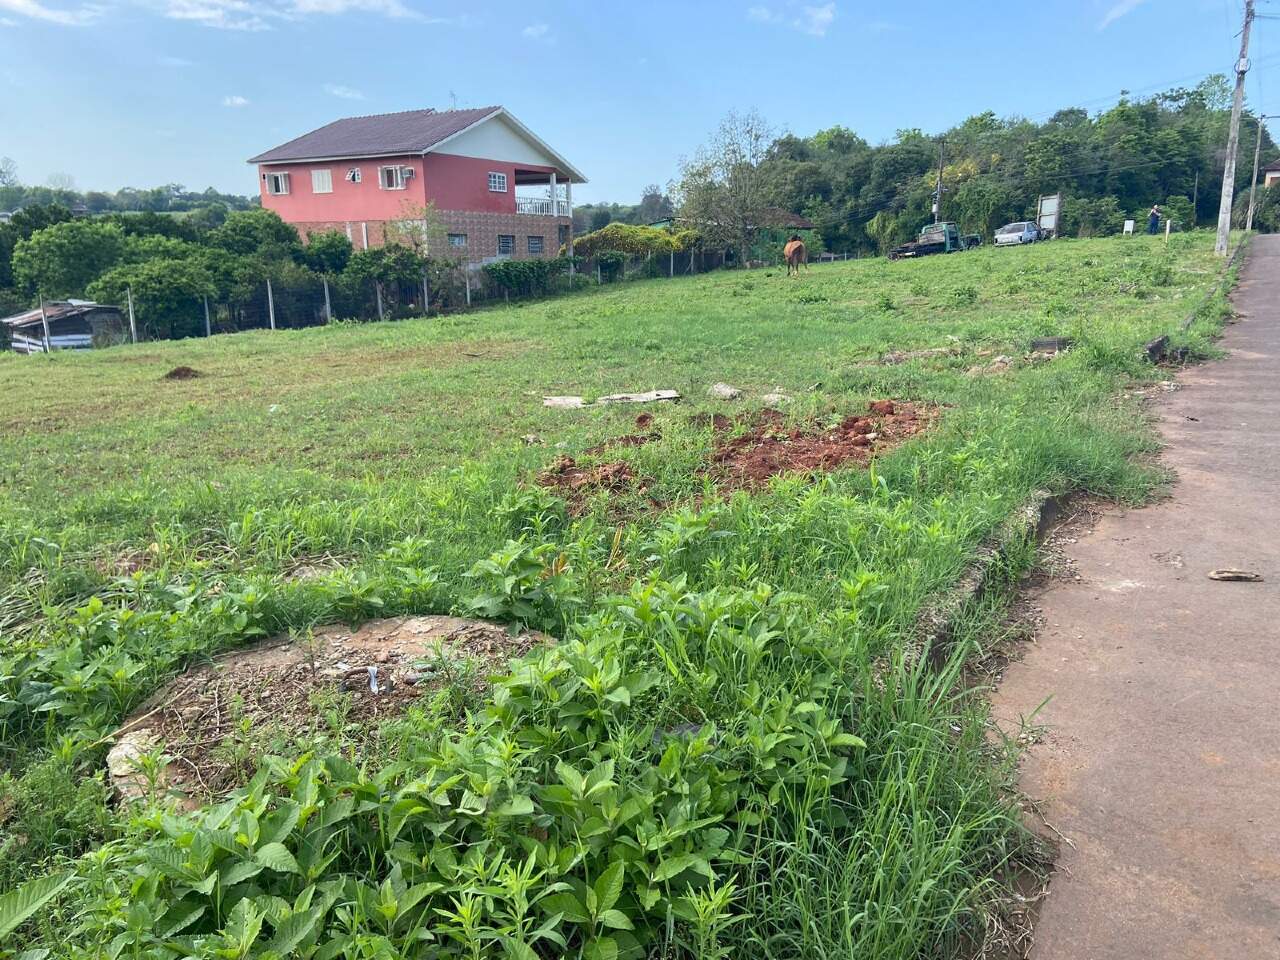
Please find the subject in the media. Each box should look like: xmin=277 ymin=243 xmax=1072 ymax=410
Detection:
xmin=324 ymin=83 xmax=365 ymax=100
xmin=161 ymin=0 xmax=270 ymax=30
xmin=159 ymin=54 xmax=194 ymax=65
xmin=290 ymin=0 xmax=425 ymax=19
xmin=796 ymin=2 xmax=834 ymax=36
xmin=0 ymin=0 xmax=101 ymax=25
xmin=1098 ymin=0 xmax=1145 ymax=30
xmin=747 ymin=2 xmax=835 ymax=37
xmin=148 ymin=0 xmax=456 ymax=30
xmin=222 ymin=94 xmax=249 ymax=107
xmin=521 ymin=21 xmax=548 ymax=39
xmin=5 ymin=0 xmax=467 ymax=29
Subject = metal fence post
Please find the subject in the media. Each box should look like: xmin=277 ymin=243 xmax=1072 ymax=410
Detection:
xmin=203 ymin=295 xmax=212 ymax=337
xmin=126 ymin=286 xmax=138 ymax=343
xmin=322 ymin=276 xmax=332 ymax=323
xmin=266 ymin=278 xmax=277 ymax=330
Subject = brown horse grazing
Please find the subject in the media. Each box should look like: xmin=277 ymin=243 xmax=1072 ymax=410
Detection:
xmin=784 ymin=235 xmax=808 ymax=276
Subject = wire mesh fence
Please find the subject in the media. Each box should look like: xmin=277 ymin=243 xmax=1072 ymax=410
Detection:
xmin=92 ymin=245 xmax=863 ymax=348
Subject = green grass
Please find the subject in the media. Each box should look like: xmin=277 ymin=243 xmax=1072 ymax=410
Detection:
xmin=0 ymin=231 xmax=1235 ymax=958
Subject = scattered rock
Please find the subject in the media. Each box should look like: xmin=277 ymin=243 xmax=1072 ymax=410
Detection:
xmin=162 ymin=366 xmax=201 ymax=381
xmin=761 ymin=392 xmax=792 ymax=405
xmin=707 ymin=382 xmax=743 ymax=400
xmin=105 ymin=730 xmax=165 ymax=803
xmin=968 ymin=355 xmax=1016 ymax=376
xmin=1144 ymin=335 xmax=1171 ymax=363
xmin=874 ymin=347 xmax=957 ymax=366
xmin=1207 ymin=568 xmax=1264 ymax=582
xmin=522 ymin=434 xmax=542 ymax=445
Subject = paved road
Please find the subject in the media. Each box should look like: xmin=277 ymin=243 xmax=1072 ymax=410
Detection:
xmin=993 ymin=235 xmax=1280 ymax=959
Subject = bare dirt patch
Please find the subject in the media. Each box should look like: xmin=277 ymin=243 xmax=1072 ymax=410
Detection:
xmin=585 ymin=413 xmax=661 ymax=455
xmin=711 ymin=400 xmax=935 ymax=489
xmin=106 ymin=616 xmax=547 ymax=804
xmin=538 ymin=456 xmax=645 ymax=507
xmin=162 ymin=366 xmax=202 ymax=381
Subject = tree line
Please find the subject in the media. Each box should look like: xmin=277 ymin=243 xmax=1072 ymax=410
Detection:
xmin=667 ymin=76 xmax=1278 ymax=259
xmin=0 ymin=158 xmax=255 ymax=217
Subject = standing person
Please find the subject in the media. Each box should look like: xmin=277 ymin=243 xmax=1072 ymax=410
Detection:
xmin=1147 ymin=204 xmax=1161 ymax=235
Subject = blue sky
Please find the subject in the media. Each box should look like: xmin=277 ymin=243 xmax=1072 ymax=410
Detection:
xmin=0 ymin=0 xmax=1270 ymax=203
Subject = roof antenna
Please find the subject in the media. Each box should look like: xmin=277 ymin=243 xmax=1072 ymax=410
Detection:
xmin=449 ymin=89 xmax=458 ymax=110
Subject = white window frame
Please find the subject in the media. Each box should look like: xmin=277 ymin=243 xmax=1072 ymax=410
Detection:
xmin=345 ymin=167 xmax=362 ymax=184
xmin=488 ymin=171 xmax=508 ymax=193
xmin=380 ymin=165 xmax=408 ymax=191
xmin=265 ymin=172 xmax=290 ymax=196
xmin=497 ymin=234 xmax=515 ymax=256
xmin=311 ymin=169 xmax=333 ymax=194
xmin=447 ymin=233 xmax=468 ymax=248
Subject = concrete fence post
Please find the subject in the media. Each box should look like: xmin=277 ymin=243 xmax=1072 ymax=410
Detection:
xmin=38 ymin=295 xmax=51 ymax=353
xmin=203 ymin=295 xmax=211 ymax=337
xmin=126 ymin=286 xmax=138 ymax=343
xmin=266 ymin=278 xmax=277 ymax=331
xmin=322 ymin=276 xmax=333 ymax=323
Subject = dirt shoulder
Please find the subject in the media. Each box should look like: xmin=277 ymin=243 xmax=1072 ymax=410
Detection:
xmin=991 ymin=237 xmax=1280 ymax=959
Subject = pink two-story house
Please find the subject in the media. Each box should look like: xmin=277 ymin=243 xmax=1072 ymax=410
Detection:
xmin=248 ymin=106 xmax=585 ymax=262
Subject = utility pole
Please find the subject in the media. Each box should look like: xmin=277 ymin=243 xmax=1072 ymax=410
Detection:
xmin=933 ymin=139 xmax=944 ymax=223
xmin=1245 ymin=115 xmax=1274 ymax=233
xmin=1215 ymin=0 xmax=1254 ymax=256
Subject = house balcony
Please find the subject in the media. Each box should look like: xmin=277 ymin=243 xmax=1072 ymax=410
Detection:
xmin=516 ymin=197 xmax=571 ymax=217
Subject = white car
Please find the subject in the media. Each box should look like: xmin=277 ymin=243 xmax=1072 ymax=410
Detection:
xmin=994 ymin=221 xmax=1043 ymax=246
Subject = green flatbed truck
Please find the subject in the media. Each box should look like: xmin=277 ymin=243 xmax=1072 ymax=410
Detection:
xmin=888 ymin=222 xmax=982 ymax=260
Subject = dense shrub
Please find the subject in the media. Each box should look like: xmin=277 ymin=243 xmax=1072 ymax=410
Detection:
xmin=482 ymin=257 xmax=569 ymax=297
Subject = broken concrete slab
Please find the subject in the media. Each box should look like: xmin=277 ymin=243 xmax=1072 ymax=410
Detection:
xmin=543 ymin=389 xmax=680 ymax=409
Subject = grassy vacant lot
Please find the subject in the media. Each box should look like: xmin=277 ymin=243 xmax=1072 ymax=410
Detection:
xmin=0 ymin=232 xmax=1231 ymax=958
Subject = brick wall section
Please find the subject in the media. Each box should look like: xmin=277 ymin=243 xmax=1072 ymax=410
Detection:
xmin=293 ymin=211 xmax=570 ymax=262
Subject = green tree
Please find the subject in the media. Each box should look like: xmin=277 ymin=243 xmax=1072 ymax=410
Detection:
xmin=305 ymin=230 xmax=354 ymax=274
xmin=675 ymin=110 xmax=776 ymax=264
xmin=12 ymin=220 xmax=126 ymax=298
xmin=209 ymin=208 xmax=302 ymax=261
xmin=87 ymin=257 xmax=215 ymax=339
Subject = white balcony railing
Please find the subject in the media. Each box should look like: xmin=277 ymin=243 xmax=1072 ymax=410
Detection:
xmin=515 ymin=197 xmax=571 ymax=217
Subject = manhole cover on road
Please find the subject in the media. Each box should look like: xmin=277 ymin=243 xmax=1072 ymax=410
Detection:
xmin=105 ymin=615 xmax=549 ymax=806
